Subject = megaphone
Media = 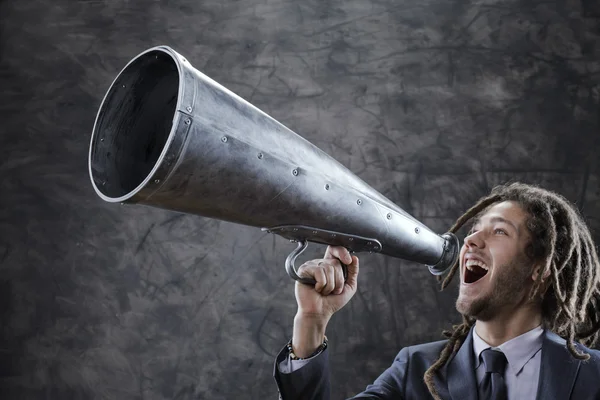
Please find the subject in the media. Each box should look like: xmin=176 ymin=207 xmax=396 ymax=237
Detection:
xmin=88 ymin=46 xmax=459 ymax=285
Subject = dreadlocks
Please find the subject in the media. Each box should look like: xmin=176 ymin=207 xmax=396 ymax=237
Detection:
xmin=423 ymin=182 xmax=600 ymax=400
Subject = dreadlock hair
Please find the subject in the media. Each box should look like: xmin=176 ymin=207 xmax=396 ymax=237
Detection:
xmin=423 ymin=182 xmax=600 ymax=400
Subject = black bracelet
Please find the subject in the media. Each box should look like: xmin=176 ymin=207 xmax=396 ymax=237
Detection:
xmin=287 ymin=336 xmax=328 ymax=360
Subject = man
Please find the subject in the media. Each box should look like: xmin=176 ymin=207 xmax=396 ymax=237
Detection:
xmin=273 ymin=182 xmax=600 ymax=399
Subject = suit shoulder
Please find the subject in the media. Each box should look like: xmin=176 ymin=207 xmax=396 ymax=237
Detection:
xmin=548 ymin=333 xmax=600 ymax=371
xmin=396 ymin=339 xmax=448 ymax=363
xmin=407 ymin=339 xmax=449 ymax=355
xmin=580 ymin=345 xmax=600 ymax=366
xmin=573 ymin=344 xmax=600 ymax=385
xmin=547 ymin=331 xmax=600 ymax=365
xmin=388 ymin=339 xmax=449 ymax=377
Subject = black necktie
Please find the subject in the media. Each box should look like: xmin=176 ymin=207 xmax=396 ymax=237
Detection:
xmin=480 ymin=348 xmax=508 ymax=400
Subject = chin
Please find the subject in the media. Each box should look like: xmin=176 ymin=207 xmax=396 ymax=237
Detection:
xmin=455 ymin=295 xmax=494 ymax=320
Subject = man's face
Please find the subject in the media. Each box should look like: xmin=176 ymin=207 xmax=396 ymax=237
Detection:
xmin=456 ymin=201 xmax=537 ymax=321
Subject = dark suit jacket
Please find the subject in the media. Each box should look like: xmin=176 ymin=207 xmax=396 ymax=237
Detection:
xmin=273 ymin=329 xmax=600 ymax=400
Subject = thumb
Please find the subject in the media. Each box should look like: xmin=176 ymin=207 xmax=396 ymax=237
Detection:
xmin=344 ymin=255 xmax=360 ymax=291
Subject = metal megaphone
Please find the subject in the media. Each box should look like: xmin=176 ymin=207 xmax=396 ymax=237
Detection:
xmin=88 ymin=46 xmax=459 ymax=286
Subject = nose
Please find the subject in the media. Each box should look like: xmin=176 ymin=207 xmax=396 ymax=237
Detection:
xmin=464 ymin=231 xmax=485 ymax=249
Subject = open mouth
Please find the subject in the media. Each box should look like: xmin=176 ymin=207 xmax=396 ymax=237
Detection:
xmin=464 ymin=260 xmax=489 ymax=284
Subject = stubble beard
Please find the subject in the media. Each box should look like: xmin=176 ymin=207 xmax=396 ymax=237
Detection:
xmin=456 ymin=258 xmax=533 ymax=321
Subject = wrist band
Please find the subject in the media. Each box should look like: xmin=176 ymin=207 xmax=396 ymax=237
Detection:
xmin=287 ymin=336 xmax=328 ymax=360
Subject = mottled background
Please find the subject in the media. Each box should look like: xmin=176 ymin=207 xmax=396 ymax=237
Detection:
xmin=1 ymin=0 xmax=600 ymax=398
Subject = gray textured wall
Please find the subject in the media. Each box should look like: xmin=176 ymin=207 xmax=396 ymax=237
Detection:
xmin=1 ymin=0 xmax=600 ymax=398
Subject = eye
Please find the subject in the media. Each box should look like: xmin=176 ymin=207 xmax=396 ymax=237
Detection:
xmin=494 ymin=228 xmax=507 ymax=235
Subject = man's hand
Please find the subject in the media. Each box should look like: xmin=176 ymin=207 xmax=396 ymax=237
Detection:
xmin=291 ymin=246 xmax=359 ymax=358
xmin=295 ymin=245 xmax=360 ymax=318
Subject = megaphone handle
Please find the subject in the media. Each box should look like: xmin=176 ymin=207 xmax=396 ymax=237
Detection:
xmin=285 ymin=240 xmax=349 ymax=286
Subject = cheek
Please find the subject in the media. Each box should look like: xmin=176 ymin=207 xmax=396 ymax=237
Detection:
xmin=459 ymin=244 xmax=468 ymax=258
xmin=488 ymin=250 xmax=522 ymax=277
xmin=458 ymin=245 xmax=467 ymax=272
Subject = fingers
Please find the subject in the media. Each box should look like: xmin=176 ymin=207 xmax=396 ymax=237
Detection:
xmin=310 ymin=265 xmax=327 ymax=293
xmin=333 ymin=262 xmax=345 ymax=295
xmin=297 ymin=261 xmax=329 ymax=293
xmin=345 ymin=255 xmax=360 ymax=290
xmin=297 ymin=259 xmax=346 ymax=295
xmin=322 ymin=262 xmax=336 ymax=296
xmin=324 ymin=246 xmax=353 ymax=265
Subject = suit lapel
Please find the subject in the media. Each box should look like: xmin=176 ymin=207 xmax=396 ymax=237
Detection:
xmin=447 ymin=328 xmax=479 ymax=400
xmin=535 ymin=330 xmax=581 ymax=400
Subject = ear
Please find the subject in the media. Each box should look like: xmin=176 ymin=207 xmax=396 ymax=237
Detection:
xmin=531 ymin=263 xmax=551 ymax=281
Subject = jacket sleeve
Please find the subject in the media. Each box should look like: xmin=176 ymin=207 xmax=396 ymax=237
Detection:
xmin=273 ymin=345 xmax=409 ymax=400
xmin=273 ymin=344 xmax=331 ymax=400
xmin=350 ymin=347 xmax=408 ymax=399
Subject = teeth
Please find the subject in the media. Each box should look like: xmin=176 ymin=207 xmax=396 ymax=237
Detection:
xmin=466 ymin=259 xmax=488 ymax=271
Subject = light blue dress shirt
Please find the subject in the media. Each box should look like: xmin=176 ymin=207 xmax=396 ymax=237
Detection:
xmin=473 ymin=325 xmax=544 ymax=400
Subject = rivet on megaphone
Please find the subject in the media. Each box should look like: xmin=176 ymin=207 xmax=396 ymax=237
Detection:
xmin=185 ymin=119 xmax=191 ymax=125
xmin=357 ymin=199 xmax=362 ymax=205
xmin=222 ymin=136 xmax=228 ymax=143
xmin=186 ymin=106 xmax=192 ymax=112
xmin=349 ymin=238 xmax=354 ymax=241
xmin=155 ymin=179 xmax=160 ymax=184
xmin=331 ymin=233 xmax=336 ymax=237
xmin=293 ymin=228 xmax=298 ymax=231
xmin=387 ymin=213 xmax=392 ymax=219
xmin=325 ymin=184 xmax=330 ymax=190
xmin=292 ymin=169 xmax=298 ymax=176
xmin=100 ymin=138 xmax=104 ymax=142
xmin=415 ymin=227 xmax=420 ymax=234
xmin=258 ymin=153 xmax=263 ymax=159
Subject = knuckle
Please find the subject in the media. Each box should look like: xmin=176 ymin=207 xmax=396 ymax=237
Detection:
xmin=297 ymin=263 xmax=309 ymax=272
xmin=297 ymin=265 xmax=312 ymax=277
xmin=318 ymin=269 xmax=328 ymax=282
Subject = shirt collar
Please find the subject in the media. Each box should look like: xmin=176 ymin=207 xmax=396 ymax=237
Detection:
xmin=472 ymin=324 xmax=544 ymax=376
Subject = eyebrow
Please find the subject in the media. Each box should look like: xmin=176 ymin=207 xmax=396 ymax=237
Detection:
xmin=471 ymin=216 xmax=519 ymax=232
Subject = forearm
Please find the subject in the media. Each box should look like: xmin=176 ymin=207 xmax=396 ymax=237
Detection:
xmin=292 ymin=312 xmax=330 ymax=358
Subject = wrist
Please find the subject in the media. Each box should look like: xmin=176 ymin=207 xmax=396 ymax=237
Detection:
xmin=287 ymin=336 xmax=328 ymax=360
xmin=292 ymin=313 xmax=329 ymax=358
